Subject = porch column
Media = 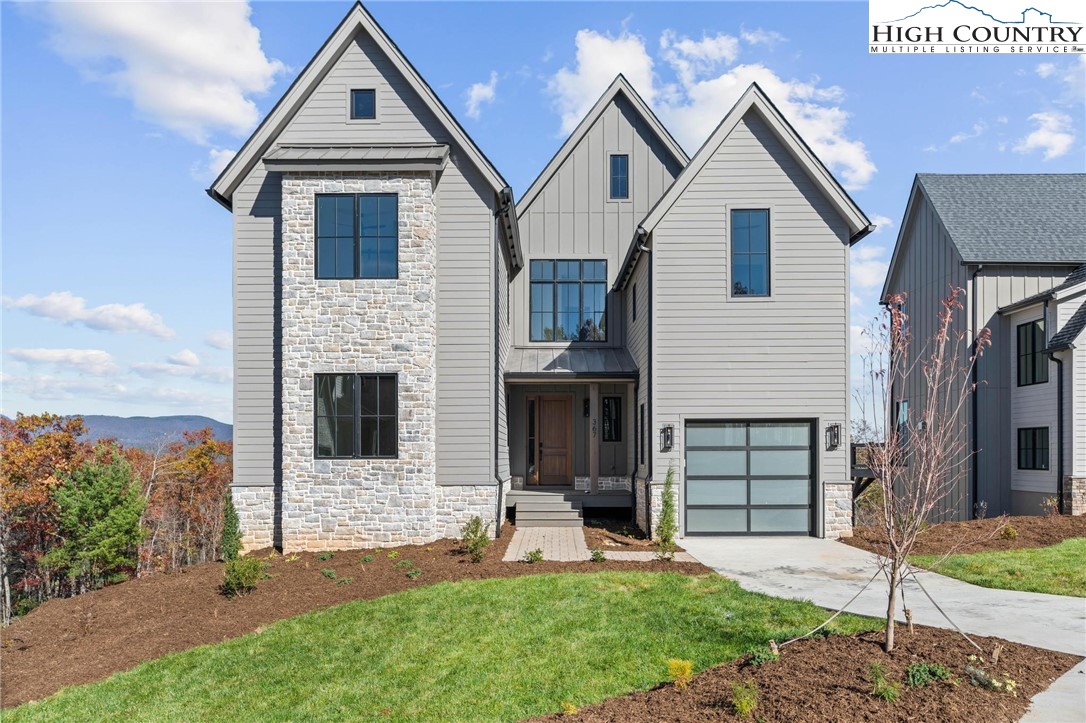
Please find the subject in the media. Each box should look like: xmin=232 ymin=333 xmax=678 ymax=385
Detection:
xmin=627 ymin=382 xmax=636 ymax=478
xmin=589 ymin=382 xmax=600 ymax=494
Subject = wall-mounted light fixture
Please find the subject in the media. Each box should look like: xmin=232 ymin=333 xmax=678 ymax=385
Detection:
xmin=825 ymin=423 xmax=841 ymax=451
xmin=660 ymin=425 xmax=674 ymax=452
xmin=583 ymin=399 xmax=590 ymax=417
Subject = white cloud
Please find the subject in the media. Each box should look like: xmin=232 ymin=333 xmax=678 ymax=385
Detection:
xmin=465 ymin=71 xmax=499 ymax=120
xmin=192 ymin=148 xmax=237 ymax=181
xmin=1036 ymin=62 xmax=1057 ymax=78
xmin=8 ymin=348 xmax=119 ymax=376
xmin=850 ymin=324 xmax=877 ymax=354
xmin=168 ymin=349 xmax=201 ymax=367
xmin=2 ymin=291 xmax=174 ymax=339
xmin=39 ymin=2 xmax=284 ymax=144
xmin=547 ymin=28 xmax=876 ymax=189
xmin=869 ymin=214 xmax=895 ymax=235
xmin=1014 ymin=111 xmax=1075 ymax=160
xmin=739 ymin=27 xmax=787 ymax=47
xmin=851 ymin=244 xmax=890 ymax=290
xmin=948 ymin=121 xmax=986 ymax=144
xmin=132 ymin=361 xmax=233 ymax=385
xmin=204 ymin=330 xmax=233 ymax=350
xmin=2 ymin=372 xmax=227 ymax=411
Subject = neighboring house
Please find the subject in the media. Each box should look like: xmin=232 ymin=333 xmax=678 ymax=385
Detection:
xmin=209 ymin=2 xmax=873 ymax=551
xmin=881 ymin=174 xmax=1086 ymax=519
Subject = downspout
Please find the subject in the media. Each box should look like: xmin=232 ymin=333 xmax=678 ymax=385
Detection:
xmin=493 ymin=196 xmax=505 ymax=538
xmin=1046 ymin=299 xmax=1065 ymax=515
xmin=969 ymin=264 xmax=984 ymax=517
xmin=642 ymin=229 xmax=654 ymax=532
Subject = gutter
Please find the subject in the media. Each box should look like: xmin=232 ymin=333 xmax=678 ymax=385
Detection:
xmin=849 ymin=223 xmax=877 ymax=246
xmin=645 ymin=230 xmax=654 ymax=532
xmin=1045 ymin=300 xmax=1068 ymax=516
xmin=206 ymin=187 xmax=232 ymax=212
xmin=970 ymin=264 xmax=984 ymax=517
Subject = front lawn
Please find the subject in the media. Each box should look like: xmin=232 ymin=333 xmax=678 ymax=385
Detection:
xmin=10 ymin=572 xmax=876 ymax=721
xmin=912 ymin=538 xmax=1086 ymax=597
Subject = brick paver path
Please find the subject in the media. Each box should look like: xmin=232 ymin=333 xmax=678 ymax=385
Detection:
xmin=503 ymin=527 xmax=696 ymax=563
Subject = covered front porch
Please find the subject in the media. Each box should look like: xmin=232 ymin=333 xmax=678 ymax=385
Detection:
xmin=505 ymin=346 xmax=638 ymax=523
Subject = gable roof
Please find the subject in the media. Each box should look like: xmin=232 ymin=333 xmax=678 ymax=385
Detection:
xmin=515 ymin=74 xmax=689 ymax=215
xmin=999 ymin=263 xmax=1086 ymax=315
xmin=1048 ymin=301 xmax=1086 ymax=351
xmin=615 ymin=83 xmax=873 ymax=291
xmin=208 ymin=2 xmax=508 ymax=207
xmin=915 ymin=174 xmax=1086 ymax=264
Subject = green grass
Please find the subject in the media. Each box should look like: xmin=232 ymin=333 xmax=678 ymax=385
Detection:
xmin=912 ymin=538 xmax=1086 ymax=597
xmin=10 ymin=572 xmax=876 ymax=722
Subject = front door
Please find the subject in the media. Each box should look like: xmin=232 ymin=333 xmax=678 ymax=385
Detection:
xmin=536 ymin=396 xmax=573 ymax=486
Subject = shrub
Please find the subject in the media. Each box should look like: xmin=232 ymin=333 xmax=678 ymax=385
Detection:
xmin=523 ymin=548 xmax=544 ymax=564
xmin=869 ymin=662 xmax=901 ymax=702
xmin=219 ymin=491 xmax=242 ymax=562
xmin=461 ymin=515 xmax=491 ymax=563
xmin=360 ymin=554 xmax=375 ymax=564
xmin=966 ymin=655 xmax=1017 ymax=696
xmin=667 ymin=658 xmax=694 ymax=689
xmin=731 ymin=680 xmax=759 ymax=718
xmin=560 ymin=702 xmax=579 ymax=716
xmin=655 ymin=466 xmax=678 ymax=561
xmin=222 ymin=556 xmax=268 ymax=598
xmin=405 ymin=567 xmax=423 ymax=580
xmin=746 ymin=646 xmax=780 ymax=666
xmin=1000 ymin=525 xmax=1018 ymax=541
xmin=320 ymin=568 xmax=336 ymax=580
xmin=387 ymin=550 xmax=399 ymax=559
xmin=1041 ymin=496 xmax=1060 ymax=517
xmin=906 ymin=661 xmax=953 ymax=688
xmin=335 ymin=577 xmax=354 ymax=585
xmin=589 ymin=548 xmax=606 ymax=563
xmin=394 ymin=559 xmax=413 ymax=569
xmin=317 ymin=551 xmax=335 ymax=561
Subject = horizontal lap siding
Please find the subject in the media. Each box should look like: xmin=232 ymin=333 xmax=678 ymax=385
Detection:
xmin=650 ymin=113 xmax=851 ymax=533
xmin=1009 ymin=306 xmax=1059 ymax=494
xmin=1069 ymin=298 xmax=1086 ymax=476
xmin=626 ymin=254 xmax=650 ymax=479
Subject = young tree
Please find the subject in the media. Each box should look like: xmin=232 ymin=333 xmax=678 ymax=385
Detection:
xmin=853 ymin=288 xmax=992 ymax=652
xmin=655 ymin=465 xmax=679 ymax=561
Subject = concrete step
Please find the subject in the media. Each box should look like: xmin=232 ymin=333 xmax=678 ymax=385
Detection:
xmin=516 ymin=508 xmax=583 ymax=521
xmin=512 ymin=517 xmax=584 ymax=528
xmin=515 ymin=500 xmax=583 ymax=513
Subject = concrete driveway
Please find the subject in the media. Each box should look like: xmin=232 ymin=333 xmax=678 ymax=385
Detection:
xmin=682 ymin=536 xmax=1086 ymax=721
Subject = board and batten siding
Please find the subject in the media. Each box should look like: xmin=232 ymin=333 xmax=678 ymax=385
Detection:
xmin=512 ymin=94 xmax=683 ymax=348
xmin=230 ymin=27 xmax=498 ymax=491
xmin=648 ymin=111 xmax=851 ymax=536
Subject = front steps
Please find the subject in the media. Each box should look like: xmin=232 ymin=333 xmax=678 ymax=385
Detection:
xmin=506 ymin=489 xmax=584 ymax=527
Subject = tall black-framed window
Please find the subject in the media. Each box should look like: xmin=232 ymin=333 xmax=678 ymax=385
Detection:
xmin=731 ymin=209 xmax=770 ymax=297
xmin=1017 ymin=427 xmax=1049 ymax=470
xmin=894 ymin=399 xmax=910 ymax=447
xmin=529 ymin=259 xmax=607 ymax=341
xmin=609 ymin=154 xmax=629 ymax=199
xmin=316 ymin=194 xmax=398 ymax=279
xmin=350 ymin=89 xmax=376 ymax=119
xmin=1017 ymin=320 xmax=1048 ymax=386
xmin=315 ymin=373 xmax=398 ymax=459
xmin=632 ymin=282 xmax=638 ymax=322
xmin=602 ymin=397 xmax=622 ymax=442
xmin=639 ymin=403 xmax=646 ymax=465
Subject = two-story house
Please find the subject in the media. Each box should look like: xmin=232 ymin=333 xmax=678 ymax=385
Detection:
xmin=881 ymin=174 xmax=1086 ymax=520
xmin=210 ymin=2 xmax=873 ymax=551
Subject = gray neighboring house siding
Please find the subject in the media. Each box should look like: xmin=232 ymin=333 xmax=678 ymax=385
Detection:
xmin=882 ymin=174 xmax=1086 ymax=519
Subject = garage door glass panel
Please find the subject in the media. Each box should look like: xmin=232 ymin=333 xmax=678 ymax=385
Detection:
xmin=687 ymin=508 xmax=746 ymax=533
xmin=686 ymin=423 xmax=745 ymax=447
xmin=687 ymin=479 xmax=746 ymax=506
xmin=750 ymin=479 xmax=810 ymax=505
xmin=749 ymin=450 xmax=809 ymax=476
xmin=687 ymin=450 xmax=746 ymax=476
xmin=750 ymin=508 xmax=808 ymax=533
xmin=749 ymin=423 xmax=809 ymax=447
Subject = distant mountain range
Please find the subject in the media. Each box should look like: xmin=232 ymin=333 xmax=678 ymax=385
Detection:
xmin=0 ymin=414 xmax=233 ymax=449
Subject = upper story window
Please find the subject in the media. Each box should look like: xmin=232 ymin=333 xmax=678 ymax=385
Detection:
xmin=316 ymin=194 xmax=398 ymax=279
xmin=315 ymin=373 xmax=398 ymax=459
xmin=1017 ymin=427 xmax=1049 ymax=470
xmin=609 ymin=154 xmax=629 ymax=199
xmin=530 ymin=259 xmax=607 ymax=342
xmin=350 ymin=89 xmax=376 ymax=119
xmin=731 ymin=209 xmax=770 ymax=297
xmin=1017 ymin=320 xmax=1048 ymax=386
xmin=632 ymin=282 xmax=638 ymax=322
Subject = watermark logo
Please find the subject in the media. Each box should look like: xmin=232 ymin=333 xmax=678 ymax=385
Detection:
xmin=870 ymin=0 xmax=1084 ymax=53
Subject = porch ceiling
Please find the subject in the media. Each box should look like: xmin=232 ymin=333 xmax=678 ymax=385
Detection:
xmin=505 ymin=347 xmax=638 ymax=380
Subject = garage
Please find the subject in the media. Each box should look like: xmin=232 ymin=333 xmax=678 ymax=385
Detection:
xmin=684 ymin=421 xmax=814 ymax=535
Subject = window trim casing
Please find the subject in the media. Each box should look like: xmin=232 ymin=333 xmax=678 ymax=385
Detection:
xmin=1016 ymin=426 xmax=1050 ymax=471
xmin=348 ymin=88 xmax=377 ymax=121
xmin=528 ymin=259 xmax=608 ymax=343
xmin=727 ymin=206 xmax=773 ymax=300
xmin=1016 ymin=319 xmax=1048 ymax=387
xmin=608 ymin=152 xmax=630 ymax=201
xmin=315 ymin=193 xmax=399 ymax=280
xmin=313 ymin=373 xmax=399 ymax=460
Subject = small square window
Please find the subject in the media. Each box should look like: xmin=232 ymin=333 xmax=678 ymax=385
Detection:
xmin=609 ymin=154 xmax=629 ymax=199
xmin=350 ymin=89 xmax=376 ymax=120
xmin=1017 ymin=427 xmax=1049 ymax=470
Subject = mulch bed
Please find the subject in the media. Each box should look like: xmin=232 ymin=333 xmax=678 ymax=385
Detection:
xmin=532 ymin=626 xmax=1081 ymax=723
xmin=582 ymin=517 xmax=683 ymax=552
xmin=844 ymin=514 xmax=1086 ymax=557
xmin=0 ymin=523 xmax=708 ymax=708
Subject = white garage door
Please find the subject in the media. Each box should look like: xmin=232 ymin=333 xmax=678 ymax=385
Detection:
xmin=684 ymin=421 xmax=814 ymax=535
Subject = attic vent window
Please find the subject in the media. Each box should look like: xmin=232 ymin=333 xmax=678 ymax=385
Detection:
xmin=350 ymin=89 xmax=376 ymax=120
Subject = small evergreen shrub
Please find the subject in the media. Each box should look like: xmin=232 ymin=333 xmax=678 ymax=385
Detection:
xmin=589 ymin=548 xmax=606 ymax=563
xmin=869 ymin=662 xmax=901 ymax=702
xmin=405 ymin=567 xmax=423 ymax=580
xmin=655 ymin=466 xmax=678 ymax=561
xmin=523 ymin=548 xmax=544 ymax=564
xmin=320 ymin=568 xmax=336 ymax=580
xmin=461 ymin=516 xmax=491 ymax=563
xmin=360 ymin=554 xmax=375 ymax=564
xmin=731 ymin=680 xmax=759 ymax=718
xmin=905 ymin=661 xmax=953 ymax=688
xmin=667 ymin=658 xmax=694 ymax=689
xmin=220 ymin=491 xmax=242 ymax=562
xmin=317 ymin=551 xmax=335 ymax=562
xmin=221 ymin=556 xmax=268 ymax=598
xmin=1000 ymin=525 xmax=1018 ymax=540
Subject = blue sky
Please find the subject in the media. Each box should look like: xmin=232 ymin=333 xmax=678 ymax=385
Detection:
xmin=2 ymin=1 xmax=1083 ymax=424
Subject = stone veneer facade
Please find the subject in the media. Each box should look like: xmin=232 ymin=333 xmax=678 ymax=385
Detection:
xmin=1067 ymin=476 xmax=1086 ymax=516
xmin=823 ymin=482 xmax=854 ymax=539
xmin=279 ymin=172 xmax=439 ymax=551
xmin=233 ymin=486 xmax=276 ymax=551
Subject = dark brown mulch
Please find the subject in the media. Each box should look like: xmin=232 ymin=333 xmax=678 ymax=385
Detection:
xmin=532 ymin=626 xmax=1081 ymax=723
xmin=582 ymin=517 xmax=684 ymax=552
xmin=0 ymin=523 xmax=709 ymax=708
xmin=844 ymin=514 xmax=1086 ymax=557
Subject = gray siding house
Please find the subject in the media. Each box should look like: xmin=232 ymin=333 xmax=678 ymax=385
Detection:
xmin=210 ymin=2 xmax=873 ymax=551
xmin=882 ymin=174 xmax=1086 ymax=520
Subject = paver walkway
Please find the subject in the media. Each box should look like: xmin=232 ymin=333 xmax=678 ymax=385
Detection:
xmin=503 ymin=527 xmax=695 ymax=562
xmin=682 ymin=536 xmax=1086 ymax=721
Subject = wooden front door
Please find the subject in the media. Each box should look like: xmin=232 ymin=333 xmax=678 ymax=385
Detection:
xmin=536 ymin=396 xmax=573 ymax=486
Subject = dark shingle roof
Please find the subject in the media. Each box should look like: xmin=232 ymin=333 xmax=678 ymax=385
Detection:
xmin=917 ymin=174 xmax=1086 ymax=263
xmin=1048 ymin=300 xmax=1086 ymax=351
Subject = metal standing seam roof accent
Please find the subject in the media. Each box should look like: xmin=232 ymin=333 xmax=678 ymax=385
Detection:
xmin=915 ymin=174 xmax=1086 ymax=264
xmin=505 ymin=347 xmax=639 ymax=378
xmin=264 ymin=144 xmax=449 ymax=163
